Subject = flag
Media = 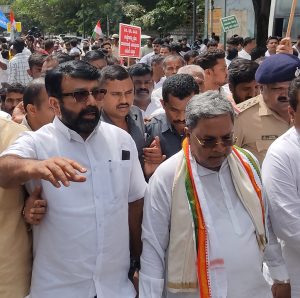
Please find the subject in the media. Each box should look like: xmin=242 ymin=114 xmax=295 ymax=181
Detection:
xmin=10 ymin=9 xmax=16 ymax=30
xmin=0 ymin=10 xmax=8 ymax=30
xmin=10 ymin=9 xmax=17 ymax=42
xmin=93 ymin=20 xmax=103 ymax=39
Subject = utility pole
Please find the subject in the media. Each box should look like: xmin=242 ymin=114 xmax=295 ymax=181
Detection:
xmin=192 ymin=0 xmax=197 ymax=42
xmin=210 ymin=0 xmax=214 ymax=38
xmin=82 ymin=7 xmax=86 ymax=38
xmin=107 ymin=15 xmax=110 ymax=37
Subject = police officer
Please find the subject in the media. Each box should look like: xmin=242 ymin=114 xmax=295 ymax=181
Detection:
xmin=234 ymin=53 xmax=300 ymax=164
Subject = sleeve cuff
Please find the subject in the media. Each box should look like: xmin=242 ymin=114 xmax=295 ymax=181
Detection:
xmin=268 ymin=264 xmax=290 ymax=281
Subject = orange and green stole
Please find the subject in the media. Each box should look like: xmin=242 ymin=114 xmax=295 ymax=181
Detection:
xmin=167 ymin=138 xmax=266 ymax=297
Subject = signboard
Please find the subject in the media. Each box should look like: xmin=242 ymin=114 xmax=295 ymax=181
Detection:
xmin=119 ymin=23 xmax=141 ymax=58
xmin=0 ymin=5 xmax=10 ymax=14
xmin=221 ymin=15 xmax=239 ymax=32
xmin=7 ymin=22 xmax=22 ymax=33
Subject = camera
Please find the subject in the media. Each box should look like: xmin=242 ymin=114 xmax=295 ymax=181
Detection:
xmin=28 ymin=27 xmax=41 ymax=38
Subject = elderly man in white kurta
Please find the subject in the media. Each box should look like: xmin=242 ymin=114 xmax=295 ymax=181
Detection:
xmin=0 ymin=60 xmax=147 ymax=298
xmin=262 ymin=77 xmax=300 ymax=297
xmin=140 ymin=91 xmax=290 ymax=298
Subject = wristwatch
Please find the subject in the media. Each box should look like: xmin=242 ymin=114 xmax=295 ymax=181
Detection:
xmin=273 ymin=279 xmax=290 ymax=284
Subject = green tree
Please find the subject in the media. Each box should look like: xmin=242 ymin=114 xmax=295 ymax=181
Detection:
xmin=7 ymin=0 xmax=204 ymax=37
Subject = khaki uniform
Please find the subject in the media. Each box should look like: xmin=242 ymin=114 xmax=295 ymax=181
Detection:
xmin=0 ymin=117 xmax=32 ymax=298
xmin=234 ymin=94 xmax=291 ymax=165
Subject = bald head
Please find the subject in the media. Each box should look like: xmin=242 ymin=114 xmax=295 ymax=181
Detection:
xmin=177 ymin=65 xmax=205 ymax=92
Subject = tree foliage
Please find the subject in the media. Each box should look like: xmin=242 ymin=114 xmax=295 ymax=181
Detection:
xmin=4 ymin=0 xmax=204 ymax=37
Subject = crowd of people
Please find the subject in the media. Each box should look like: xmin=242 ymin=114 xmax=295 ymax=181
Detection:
xmin=0 ymin=29 xmax=300 ymax=298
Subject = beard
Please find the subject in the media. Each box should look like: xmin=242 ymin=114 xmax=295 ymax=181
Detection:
xmin=59 ymin=103 xmax=100 ymax=136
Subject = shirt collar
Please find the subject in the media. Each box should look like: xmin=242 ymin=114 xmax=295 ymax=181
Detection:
xmin=100 ymin=108 xmax=137 ymax=129
xmin=53 ymin=116 xmax=100 ymax=143
xmin=196 ymin=158 xmax=229 ymax=177
xmin=258 ymin=95 xmax=273 ymax=117
xmin=160 ymin=114 xmax=173 ymax=133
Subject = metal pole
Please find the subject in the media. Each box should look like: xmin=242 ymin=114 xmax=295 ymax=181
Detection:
xmin=83 ymin=8 xmax=86 ymax=38
xmin=210 ymin=0 xmax=214 ymax=38
xmin=107 ymin=15 xmax=110 ymax=37
xmin=204 ymin=0 xmax=209 ymax=38
xmin=224 ymin=0 xmax=227 ymax=46
xmin=192 ymin=0 xmax=197 ymax=42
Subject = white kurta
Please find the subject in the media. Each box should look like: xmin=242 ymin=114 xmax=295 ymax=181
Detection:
xmin=140 ymin=151 xmax=288 ymax=298
xmin=238 ymin=49 xmax=251 ymax=60
xmin=262 ymin=126 xmax=300 ymax=297
xmin=2 ymin=117 xmax=147 ymax=298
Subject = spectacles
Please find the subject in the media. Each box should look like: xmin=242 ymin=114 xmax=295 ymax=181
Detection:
xmin=62 ymin=88 xmax=107 ymax=103
xmin=192 ymin=133 xmax=237 ymax=149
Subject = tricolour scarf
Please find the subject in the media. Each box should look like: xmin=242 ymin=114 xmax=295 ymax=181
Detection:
xmin=167 ymin=138 xmax=266 ymax=297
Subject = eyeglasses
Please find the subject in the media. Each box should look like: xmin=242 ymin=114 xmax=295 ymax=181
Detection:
xmin=61 ymin=88 xmax=107 ymax=103
xmin=192 ymin=133 xmax=237 ymax=149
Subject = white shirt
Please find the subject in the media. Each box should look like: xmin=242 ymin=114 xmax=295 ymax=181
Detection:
xmin=154 ymin=76 xmax=166 ymax=90
xmin=262 ymin=126 xmax=300 ymax=297
xmin=2 ymin=117 xmax=147 ymax=298
xmin=140 ymin=87 xmax=164 ymax=118
xmin=225 ymin=57 xmax=231 ymax=67
xmin=292 ymin=45 xmax=300 ymax=59
xmin=8 ymin=52 xmax=31 ymax=85
xmin=0 ymin=56 xmax=9 ymax=84
xmin=139 ymin=51 xmax=155 ymax=66
xmin=0 ymin=110 xmax=11 ymax=119
xmin=238 ymin=48 xmax=251 ymax=60
xmin=69 ymin=47 xmax=81 ymax=55
xmin=140 ymin=151 xmax=288 ymax=298
xmin=22 ymin=47 xmax=32 ymax=57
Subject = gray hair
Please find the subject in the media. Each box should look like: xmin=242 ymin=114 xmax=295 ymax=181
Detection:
xmin=162 ymin=55 xmax=185 ymax=69
xmin=185 ymin=90 xmax=234 ymax=129
xmin=177 ymin=64 xmax=204 ymax=76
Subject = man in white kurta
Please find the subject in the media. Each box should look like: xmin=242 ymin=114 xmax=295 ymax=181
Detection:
xmin=262 ymin=77 xmax=300 ymax=297
xmin=0 ymin=60 xmax=147 ymax=298
xmin=140 ymin=91 xmax=289 ymax=298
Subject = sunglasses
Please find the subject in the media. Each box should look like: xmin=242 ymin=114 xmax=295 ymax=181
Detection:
xmin=192 ymin=133 xmax=237 ymax=149
xmin=62 ymin=88 xmax=107 ymax=103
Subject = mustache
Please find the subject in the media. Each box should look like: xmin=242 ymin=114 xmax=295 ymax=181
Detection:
xmin=277 ymin=96 xmax=288 ymax=101
xmin=79 ymin=106 xmax=99 ymax=117
xmin=173 ymin=120 xmax=185 ymax=124
xmin=117 ymin=103 xmax=130 ymax=108
xmin=136 ymin=88 xmax=149 ymax=93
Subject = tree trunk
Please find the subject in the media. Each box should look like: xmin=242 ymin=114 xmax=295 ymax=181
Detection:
xmin=252 ymin=0 xmax=272 ymax=47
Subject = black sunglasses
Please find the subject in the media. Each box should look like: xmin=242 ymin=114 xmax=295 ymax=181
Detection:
xmin=62 ymin=88 xmax=107 ymax=103
xmin=192 ymin=133 xmax=237 ymax=149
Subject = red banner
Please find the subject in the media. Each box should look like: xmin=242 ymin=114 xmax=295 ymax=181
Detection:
xmin=119 ymin=23 xmax=141 ymax=58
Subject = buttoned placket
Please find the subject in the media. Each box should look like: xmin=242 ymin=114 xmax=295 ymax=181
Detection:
xmin=69 ymin=128 xmax=106 ymax=297
xmin=84 ymin=140 xmax=106 ymax=297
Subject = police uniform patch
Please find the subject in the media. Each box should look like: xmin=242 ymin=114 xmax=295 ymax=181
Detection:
xmin=237 ymin=96 xmax=259 ymax=112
